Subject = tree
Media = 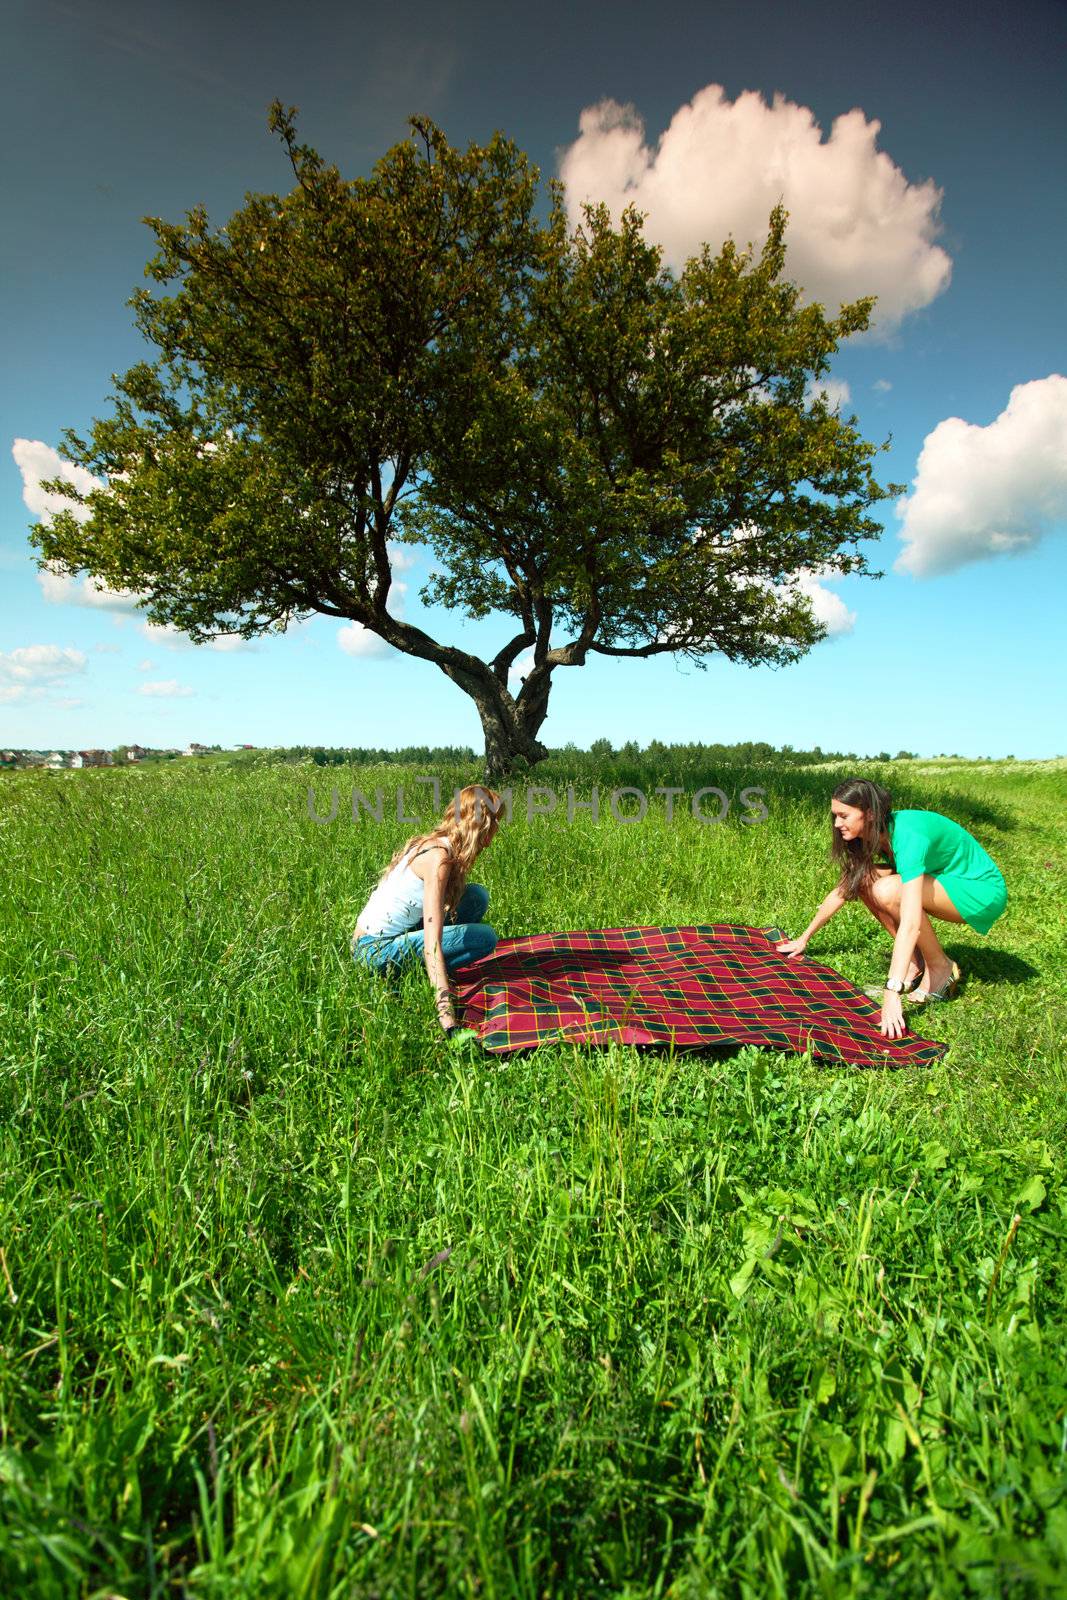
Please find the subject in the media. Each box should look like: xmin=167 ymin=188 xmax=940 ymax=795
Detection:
xmin=31 ymin=107 xmax=891 ymax=778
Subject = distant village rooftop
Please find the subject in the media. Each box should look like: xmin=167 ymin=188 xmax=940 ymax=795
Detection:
xmin=1 ymin=744 xmax=255 ymax=768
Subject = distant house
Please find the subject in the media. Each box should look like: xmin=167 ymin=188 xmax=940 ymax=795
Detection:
xmin=0 ymin=751 xmax=17 ymax=768
xmin=79 ymin=750 xmax=114 ymax=767
xmin=183 ymin=742 xmax=210 ymax=757
xmin=126 ymin=745 xmax=147 ymax=762
xmin=45 ymin=752 xmax=65 ymax=768
xmin=69 ymin=753 xmax=84 ymax=768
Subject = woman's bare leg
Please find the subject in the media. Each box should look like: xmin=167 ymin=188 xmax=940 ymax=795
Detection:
xmin=859 ymin=871 xmax=923 ymax=982
xmin=862 ymin=871 xmax=963 ymax=991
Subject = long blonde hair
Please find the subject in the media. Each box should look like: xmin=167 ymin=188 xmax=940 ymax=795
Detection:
xmin=380 ymin=784 xmax=502 ymax=915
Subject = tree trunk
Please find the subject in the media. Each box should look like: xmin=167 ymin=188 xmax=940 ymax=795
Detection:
xmin=375 ymin=621 xmax=554 ymax=779
xmin=468 ymin=681 xmax=551 ymax=780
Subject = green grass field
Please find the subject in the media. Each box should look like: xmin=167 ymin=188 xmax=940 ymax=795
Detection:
xmin=1 ymin=755 xmax=1065 ymax=1598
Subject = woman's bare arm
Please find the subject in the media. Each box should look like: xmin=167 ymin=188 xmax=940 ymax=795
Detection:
xmin=776 ymin=883 xmax=847 ymax=957
xmin=880 ymin=875 xmax=923 ymax=1039
xmin=418 ymin=848 xmax=455 ymax=1030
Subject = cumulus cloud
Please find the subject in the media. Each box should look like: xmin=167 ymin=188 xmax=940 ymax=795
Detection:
xmin=731 ymin=560 xmax=855 ymax=640
xmin=895 ymin=375 xmax=1067 ymax=576
xmin=0 ymin=644 xmax=88 ymax=704
xmin=139 ymin=621 xmax=247 ymax=652
xmin=656 ymin=550 xmax=857 ymax=653
xmin=0 ymin=644 xmax=88 ymax=685
xmin=873 ymin=379 xmax=893 ymax=393
xmin=38 ymin=565 xmax=145 ymax=612
xmin=18 ymin=440 xmax=141 ymax=613
xmin=18 ymin=441 xmax=250 ymax=627
xmin=508 ymin=647 xmax=536 ymax=689
xmin=560 ymin=87 xmax=952 ymax=330
xmin=338 ymin=622 xmax=393 ymax=659
xmin=138 ymin=679 xmax=195 ymax=697
xmin=791 ymin=570 xmax=855 ymax=637
xmin=337 ymin=582 xmax=408 ymax=659
xmin=12 ymin=438 xmax=102 ymax=522
xmin=387 ymin=540 xmax=422 ymax=572
xmin=804 ymin=378 xmax=851 ymax=412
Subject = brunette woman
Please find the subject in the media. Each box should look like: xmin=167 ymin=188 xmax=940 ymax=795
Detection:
xmin=352 ymin=785 xmax=501 ymax=1032
xmin=776 ymin=778 xmax=1006 ymax=1040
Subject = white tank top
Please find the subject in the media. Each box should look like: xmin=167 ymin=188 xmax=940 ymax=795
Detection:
xmin=356 ymin=844 xmax=449 ymax=937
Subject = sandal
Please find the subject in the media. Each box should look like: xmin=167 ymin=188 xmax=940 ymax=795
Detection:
xmin=909 ymin=961 xmax=962 ymax=1004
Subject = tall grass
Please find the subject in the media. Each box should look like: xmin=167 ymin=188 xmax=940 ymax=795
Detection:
xmin=1 ymin=757 xmax=1065 ymax=1597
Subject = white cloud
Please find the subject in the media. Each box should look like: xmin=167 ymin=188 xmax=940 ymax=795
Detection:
xmin=792 ymin=570 xmax=855 ymax=637
xmin=139 ymin=679 xmax=195 ymax=697
xmin=20 ymin=440 xmax=250 ymax=630
xmin=804 ymin=378 xmax=851 ymax=412
xmin=733 ymin=563 xmax=855 ymax=640
xmin=92 ymin=642 xmax=121 ymax=654
xmin=42 ymin=583 xmax=249 ymax=647
xmin=387 ymin=540 xmax=422 ymax=573
xmin=137 ymin=658 xmax=154 ymax=671
xmin=338 ymin=622 xmax=393 ymax=659
xmin=139 ymin=621 xmax=247 ymax=652
xmin=560 ymin=87 xmax=952 ymax=330
xmin=0 ymin=644 xmax=88 ymax=685
xmin=508 ymin=647 xmax=536 ymax=689
xmin=12 ymin=438 xmax=102 ymax=523
xmin=337 ymin=582 xmax=407 ymax=659
xmin=38 ymin=565 xmax=145 ymax=612
xmin=873 ymin=379 xmax=893 ymax=393
xmin=895 ymin=375 xmax=1067 ymax=576
xmin=0 ymin=644 xmax=88 ymax=704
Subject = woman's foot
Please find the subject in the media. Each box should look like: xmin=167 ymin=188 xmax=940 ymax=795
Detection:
xmin=909 ymin=960 xmax=961 ymax=1004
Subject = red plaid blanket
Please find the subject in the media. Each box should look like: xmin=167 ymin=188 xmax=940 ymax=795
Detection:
xmin=453 ymin=924 xmax=947 ymax=1069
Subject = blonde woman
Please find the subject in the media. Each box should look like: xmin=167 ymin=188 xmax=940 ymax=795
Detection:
xmin=352 ymin=785 xmax=501 ymax=1032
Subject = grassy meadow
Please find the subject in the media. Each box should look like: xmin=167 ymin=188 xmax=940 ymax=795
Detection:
xmin=1 ymin=753 xmax=1065 ymax=1598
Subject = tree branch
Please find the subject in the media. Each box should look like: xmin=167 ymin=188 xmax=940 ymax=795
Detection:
xmin=491 ymin=628 xmax=535 ymax=684
xmin=588 ymin=636 xmax=684 ymax=660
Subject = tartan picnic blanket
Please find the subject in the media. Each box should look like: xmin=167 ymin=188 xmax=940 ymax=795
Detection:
xmin=453 ymin=924 xmax=948 ymax=1069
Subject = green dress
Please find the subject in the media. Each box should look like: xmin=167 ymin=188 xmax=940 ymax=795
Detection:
xmin=887 ymin=810 xmax=1007 ymax=934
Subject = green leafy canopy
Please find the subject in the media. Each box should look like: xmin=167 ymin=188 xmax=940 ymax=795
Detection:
xmin=31 ymin=104 xmax=893 ymax=774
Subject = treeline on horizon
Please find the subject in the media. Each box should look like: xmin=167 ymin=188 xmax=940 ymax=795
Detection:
xmin=249 ymin=739 xmax=926 ymax=768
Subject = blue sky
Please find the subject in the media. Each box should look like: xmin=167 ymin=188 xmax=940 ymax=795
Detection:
xmin=3 ymin=0 xmax=1065 ymax=757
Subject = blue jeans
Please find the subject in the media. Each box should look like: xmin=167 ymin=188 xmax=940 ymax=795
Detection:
xmin=351 ymin=883 xmax=497 ymax=975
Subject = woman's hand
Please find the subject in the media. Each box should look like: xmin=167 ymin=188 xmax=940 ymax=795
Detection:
xmin=776 ymin=937 xmax=808 ymax=959
xmin=435 ymin=988 xmax=456 ymax=1032
xmin=880 ymin=990 xmax=905 ymax=1040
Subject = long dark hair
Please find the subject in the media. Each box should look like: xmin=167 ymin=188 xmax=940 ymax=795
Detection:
xmin=831 ymin=778 xmax=893 ymax=900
